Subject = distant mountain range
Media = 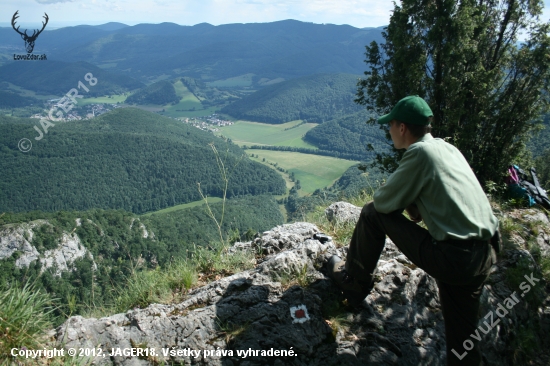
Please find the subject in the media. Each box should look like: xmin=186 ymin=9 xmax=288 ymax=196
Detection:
xmin=0 ymin=61 xmax=144 ymax=97
xmin=0 ymin=20 xmax=384 ymax=82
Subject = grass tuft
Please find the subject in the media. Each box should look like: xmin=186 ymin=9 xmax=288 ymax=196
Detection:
xmin=505 ymin=257 xmax=545 ymax=308
xmin=105 ymin=241 xmax=256 ymax=315
xmin=215 ymin=317 xmax=250 ymax=344
xmin=511 ymin=320 xmax=540 ymax=363
xmin=113 ymin=269 xmax=173 ymax=313
xmin=0 ymin=284 xmax=53 ymax=363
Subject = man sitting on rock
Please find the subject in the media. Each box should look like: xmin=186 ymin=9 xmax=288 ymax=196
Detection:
xmin=327 ymin=95 xmax=499 ymax=365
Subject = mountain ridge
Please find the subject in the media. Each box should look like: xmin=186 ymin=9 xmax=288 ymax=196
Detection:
xmin=1 ymin=20 xmax=384 ymax=81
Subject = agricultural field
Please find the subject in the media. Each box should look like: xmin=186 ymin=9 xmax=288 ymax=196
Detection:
xmin=247 ymin=150 xmax=358 ymax=194
xmin=161 ymin=80 xmax=205 ymax=117
xmin=77 ymin=94 xmax=128 ymax=105
xmin=159 ymin=80 xmax=227 ymax=118
xmin=163 ymin=105 xmax=219 ymax=118
xmin=217 ymin=120 xmax=318 ymax=149
xmin=122 ymin=81 xmax=219 ymax=118
xmin=121 ymin=103 xmax=218 ymax=118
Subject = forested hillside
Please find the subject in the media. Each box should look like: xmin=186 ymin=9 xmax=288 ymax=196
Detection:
xmin=0 ymin=195 xmax=283 ymax=321
xmin=220 ymin=73 xmax=363 ymax=123
xmin=0 ymin=61 xmax=144 ymax=96
xmin=0 ymin=108 xmax=285 ymax=213
xmin=0 ymin=90 xmax=39 ymax=108
xmin=303 ymin=110 xmax=389 ymax=158
xmin=125 ymin=80 xmax=179 ymax=105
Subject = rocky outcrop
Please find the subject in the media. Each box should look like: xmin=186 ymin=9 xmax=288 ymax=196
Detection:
xmin=54 ymin=205 xmax=550 ymax=365
xmin=129 ymin=218 xmax=155 ymax=239
xmin=506 ymin=208 xmax=550 ymax=257
xmin=0 ymin=220 xmax=44 ymax=267
xmin=55 ymin=221 xmax=446 ymax=365
xmin=0 ymin=220 xmax=93 ymax=275
xmin=40 ymin=232 xmax=94 ymax=275
xmin=325 ymin=201 xmax=362 ymax=224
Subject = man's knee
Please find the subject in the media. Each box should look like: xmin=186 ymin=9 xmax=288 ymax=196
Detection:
xmin=360 ymin=201 xmax=377 ymax=219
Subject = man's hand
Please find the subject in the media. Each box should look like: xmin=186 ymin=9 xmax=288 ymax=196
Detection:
xmin=405 ymin=203 xmax=422 ymax=223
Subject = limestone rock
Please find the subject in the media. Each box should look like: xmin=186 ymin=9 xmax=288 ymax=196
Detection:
xmin=325 ymin=202 xmax=362 ymax=224
xmin=0 ymin=220 xmax=94 ymax=275
xmin=0 ymin=220 xmax=43 ymax=267
xmin=55 ymin=222 xmax=448 ymax=365
xmin=53 ymin=206 xmax=550 ymax=365
xmin=521 ymin=210 xmax=549 ymax=225
xmin=40 ymin=233 xmax=94 ymax=275
xmin=252 ymin=222 xmax=320 ymax=255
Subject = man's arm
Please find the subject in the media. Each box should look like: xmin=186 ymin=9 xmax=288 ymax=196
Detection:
xmin=373 ymin=146 xmax=427 ymax=213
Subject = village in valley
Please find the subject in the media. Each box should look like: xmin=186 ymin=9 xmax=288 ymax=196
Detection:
xmin=179 ymin=114 xmax=233 ymax=132
xmin=29 ymin=100 xmax=233 ymax=134
xmin=30 ymin=100 xmax=120 ymax=121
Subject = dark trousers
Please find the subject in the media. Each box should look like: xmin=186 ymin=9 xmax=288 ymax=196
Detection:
xmin=346 ymin=202 xmax=494 ymax=366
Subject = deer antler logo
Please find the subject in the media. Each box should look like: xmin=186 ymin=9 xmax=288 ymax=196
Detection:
xmin=12 ymin=10 xmax=49 ymax=54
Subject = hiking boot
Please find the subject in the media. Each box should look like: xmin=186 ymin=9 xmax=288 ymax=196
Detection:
xmin=326 ymin=255 xmax=373 ymax=308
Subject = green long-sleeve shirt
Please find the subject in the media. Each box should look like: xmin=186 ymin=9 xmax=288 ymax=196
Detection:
xmin=373 ymin=133 xmax=498 ymax=241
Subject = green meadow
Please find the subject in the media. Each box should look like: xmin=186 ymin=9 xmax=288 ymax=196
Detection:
xmin=162 ymin=106 xmax=219 ymax=118
xmin=161 ymin=80 xmax=218 ymax=118
xmin=218 ymin=120 xmax=318 ymax=149
xmin=121 ymin=81 xmax=217 ymax=118
xmin=247 ymin=150 xmax=358 ymax=194
xmin=141 ymin=197 xmax=223 ymax=217
xmin=174 ymin=79 xmax=202 ymax=105
xmin=77 ymin=94 xmax=128 ymax=105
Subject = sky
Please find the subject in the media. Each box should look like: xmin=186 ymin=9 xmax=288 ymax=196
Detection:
xmin=1 ymin=0 xmax=550 ymax=30
xmin=3 ymin=0 xmax=389 ymax=29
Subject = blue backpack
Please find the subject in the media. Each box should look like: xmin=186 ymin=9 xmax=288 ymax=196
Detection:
xmin=506 ymin=165 xmax=550 ymax=209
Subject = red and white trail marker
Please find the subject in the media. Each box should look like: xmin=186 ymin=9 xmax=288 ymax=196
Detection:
xmin=290 ymin=305 xmax=310 ymax=323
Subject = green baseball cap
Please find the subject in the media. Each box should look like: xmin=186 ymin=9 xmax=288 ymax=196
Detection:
xmin=378 ymin=95 xmax=433 ymax=126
